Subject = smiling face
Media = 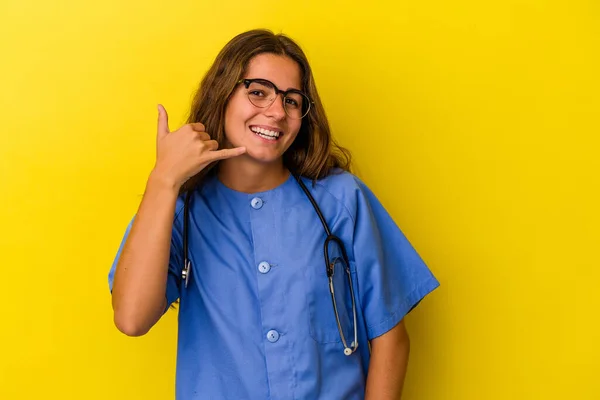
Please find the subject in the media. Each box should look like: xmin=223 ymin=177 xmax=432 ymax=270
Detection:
xmin=223 ymin=53 xmax=304 ymax=165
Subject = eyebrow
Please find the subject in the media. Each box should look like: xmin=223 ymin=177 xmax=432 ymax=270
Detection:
xmin=252 ymin=78 xmax=303 ymax=93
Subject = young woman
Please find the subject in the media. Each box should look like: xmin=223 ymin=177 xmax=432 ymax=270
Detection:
xmin=108 ymin=29 xmax=439 ymax=399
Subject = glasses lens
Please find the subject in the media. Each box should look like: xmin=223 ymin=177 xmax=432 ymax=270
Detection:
xmin=283 ymin=92 xmax=310 ymax=119
xmin=326 ymin=240 xmax=355 ymax=343
xmin=247 ymin=80 xmax=276 ymax=108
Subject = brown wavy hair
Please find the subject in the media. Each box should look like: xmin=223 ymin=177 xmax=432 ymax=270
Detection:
xmin=180 ymin=29 xmax=352 ymax=195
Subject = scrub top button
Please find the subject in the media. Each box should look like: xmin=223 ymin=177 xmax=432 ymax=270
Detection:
xmin=251 ymin=197 xmax=263 ymax=209
xmin=266 ymin=330 xmax=280 ymax=343
xmin=258 ymin=261 xmax=271 ymax=274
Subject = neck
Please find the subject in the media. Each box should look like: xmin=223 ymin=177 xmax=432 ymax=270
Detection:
xmin=217 ymin=156 xmax=290 ymax=193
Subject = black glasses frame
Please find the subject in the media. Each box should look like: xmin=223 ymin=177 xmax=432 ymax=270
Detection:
xmin=237 ymin=78 xmax=314 ymax=119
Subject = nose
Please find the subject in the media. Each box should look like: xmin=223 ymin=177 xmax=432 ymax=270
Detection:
xmin=264 ymin=94 xmax=286 ymax=120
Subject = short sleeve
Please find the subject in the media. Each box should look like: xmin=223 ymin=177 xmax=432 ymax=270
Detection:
xmin=107 ymin=197 xmax=186 ymax=311
xmin=351 ymin=178 xmax=440 ymax=339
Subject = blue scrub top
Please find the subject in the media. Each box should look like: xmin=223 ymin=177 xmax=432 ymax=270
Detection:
xmin=108 ymin=169 xmax=439 ymax=399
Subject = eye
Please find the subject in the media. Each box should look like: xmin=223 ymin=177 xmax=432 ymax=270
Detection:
xmin=249 ymin=90 xmax=266 ymax=97
xmin=285 ymin=97 xmax=300 ymax=108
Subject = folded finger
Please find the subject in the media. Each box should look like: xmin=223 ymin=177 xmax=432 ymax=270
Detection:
xmin=196 ymin=131 xmax=211 ymax=141
xmin=190 ymin=122 xmax=206 ymax=132
xmin=204 ymin=140 xmax=219 ymax=151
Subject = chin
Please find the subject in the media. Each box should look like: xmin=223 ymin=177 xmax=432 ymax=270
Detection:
xmin=244 ymin=148 xmax=285 ymax=165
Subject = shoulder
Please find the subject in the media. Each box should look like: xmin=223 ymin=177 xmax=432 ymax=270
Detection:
xmin=172 ymin=188 xmax=196 ymax=229
xmin=309 ymin=168 xmax=375 ymax=221
xmin=315 ymin=168 xmax=362 ymax=190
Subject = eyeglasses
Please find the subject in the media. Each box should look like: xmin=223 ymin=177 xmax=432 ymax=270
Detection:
xmin=237 ymin=78 xmax=313 ymax=119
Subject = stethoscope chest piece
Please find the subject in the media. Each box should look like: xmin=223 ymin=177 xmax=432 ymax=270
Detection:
xmin=182 ymin=260 xmax=191 ymax=289
xmin=344 ymin=342 xmax=358 ymax=356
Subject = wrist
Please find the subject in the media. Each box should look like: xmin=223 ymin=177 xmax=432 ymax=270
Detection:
xmin=147 ymin=168 xmax=181 ymax=196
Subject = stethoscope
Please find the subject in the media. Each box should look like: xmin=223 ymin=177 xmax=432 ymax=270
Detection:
xmin=180 ymin=173 xmax=359 ymax=356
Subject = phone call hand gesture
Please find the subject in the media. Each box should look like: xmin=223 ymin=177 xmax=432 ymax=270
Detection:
xmin=153 ymin=104 xmax=246 ymax=189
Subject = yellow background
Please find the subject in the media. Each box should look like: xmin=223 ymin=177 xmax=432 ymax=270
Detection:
xmin=1 ymin=0 xmax=598 ymax=398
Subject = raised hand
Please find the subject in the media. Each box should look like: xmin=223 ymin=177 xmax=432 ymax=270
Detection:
xmin=153 ymin=104 xmax=246 ymax=189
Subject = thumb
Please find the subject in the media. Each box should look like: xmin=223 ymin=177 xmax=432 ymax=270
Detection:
xmin=157 ymin=104 xmax=170 ymax=140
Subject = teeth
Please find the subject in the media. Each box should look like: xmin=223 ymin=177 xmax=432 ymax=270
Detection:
xmin=258 ymin=134 xmax=276 ymax=140
xmin=251 ymin=126 xmax=280 ymax=138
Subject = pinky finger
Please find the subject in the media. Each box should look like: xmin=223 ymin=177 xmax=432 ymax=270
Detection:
xmin=206 ymin=147 xmax=247 ymax=162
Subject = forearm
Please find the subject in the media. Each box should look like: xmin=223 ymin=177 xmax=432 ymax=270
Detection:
xmin=365 ymin=320 xmax=410 ymax=400
xmin=111 ymin=170 xmax=180 ymax=336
